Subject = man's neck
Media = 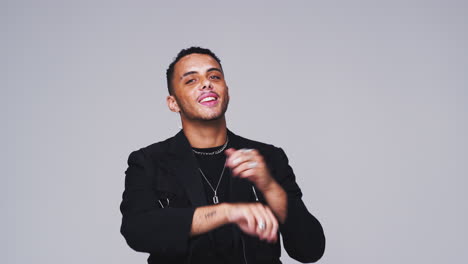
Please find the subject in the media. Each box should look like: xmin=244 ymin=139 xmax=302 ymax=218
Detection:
xmin=181 ymin=117 xmax=228 ymax=148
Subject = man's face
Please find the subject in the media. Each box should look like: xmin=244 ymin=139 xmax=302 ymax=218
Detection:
xmin=168 ymin=53 xmax=230 ymax=121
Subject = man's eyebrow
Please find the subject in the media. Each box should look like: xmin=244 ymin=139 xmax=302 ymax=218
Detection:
xmin=180 ymin=68 xmax=223 ymax=80
xmin=207 ymin=67 xmax=223 ymax=73
xmin=181 ymin=71 xmax=198 ymax=79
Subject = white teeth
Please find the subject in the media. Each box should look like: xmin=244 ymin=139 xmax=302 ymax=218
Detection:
xmin=200 ymin=96 xmax=216 ymax=103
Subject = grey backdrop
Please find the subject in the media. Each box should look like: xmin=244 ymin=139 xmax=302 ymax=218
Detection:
xmin=3 ymin=0 xmax=467 ymax=263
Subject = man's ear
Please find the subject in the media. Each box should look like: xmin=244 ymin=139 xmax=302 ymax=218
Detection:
xmin=167 ymin=95 xmax=180 ymax=113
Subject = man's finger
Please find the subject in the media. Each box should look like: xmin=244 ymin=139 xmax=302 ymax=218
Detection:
xmin=260 ymin=204 xmax=277 ymax=242
xmin=255 ymin=204 xmax=272 ymax=240
xmin=226 ymin=149 xmax=255 ymax=168
xmin=224 ymin=148 xmax=237 ymax=157
xmin=232 ymin=158 xmax=259 ymax=176
xmin=264 ymin=206 xmax=279 ymax=242
xmin=243 ymin=208 xmax=256 ymax=235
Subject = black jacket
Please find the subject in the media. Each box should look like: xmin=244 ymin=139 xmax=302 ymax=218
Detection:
xmin=120 ymin=130 xmax=325 ymax=263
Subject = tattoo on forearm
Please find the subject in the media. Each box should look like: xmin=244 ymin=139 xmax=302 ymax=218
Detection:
xmin=205 ymin=210 xmax=216 ymax=219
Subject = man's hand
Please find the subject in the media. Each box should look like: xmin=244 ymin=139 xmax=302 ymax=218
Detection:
xmin=225 ymin=148 xmax=274 ymax=192
xmin=225 ymin=148 xmax=288 ymax=223
xmin=226 ymin=203 xmax=278 ymax=243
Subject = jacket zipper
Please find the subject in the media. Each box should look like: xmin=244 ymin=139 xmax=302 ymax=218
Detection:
xmin=241 ymin=236 xmax=248 ymax=264
xmin=252 ymin=186 xmax=259 ymax=202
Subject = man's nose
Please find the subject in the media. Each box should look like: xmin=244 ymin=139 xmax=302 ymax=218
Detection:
xmin=201 ymin=78 xmax=213 ymax=90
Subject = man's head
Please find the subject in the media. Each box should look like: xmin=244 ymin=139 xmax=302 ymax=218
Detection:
xmin=166 ymin=47 xmax=230 ymax=122
xmin=166 ymin=47 xmax=222 ymax=96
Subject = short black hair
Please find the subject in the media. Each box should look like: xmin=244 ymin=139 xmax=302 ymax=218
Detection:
xmin=166 ymin=46 xmax=222 ymax=95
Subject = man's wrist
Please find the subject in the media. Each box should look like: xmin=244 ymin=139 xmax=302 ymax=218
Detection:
xmin=260 ymin=179 xmax=282 ymax=194
xmin=262 ymin=182 xmax=288 ymax=223
xmin=221 ymin=203 xmax=232 ymax=224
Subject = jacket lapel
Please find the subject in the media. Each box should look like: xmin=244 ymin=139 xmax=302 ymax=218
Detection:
xmin=167 ymin=130 xmax=207 ymax=207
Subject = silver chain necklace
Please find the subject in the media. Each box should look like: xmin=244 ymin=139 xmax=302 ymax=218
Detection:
xmin=198 ymin=160 xmax=227 ymax=204
xmin=192 ymin=137 xmax=229 ymax=156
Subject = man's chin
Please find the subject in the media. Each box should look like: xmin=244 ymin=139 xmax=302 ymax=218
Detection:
xmin=199 ymin=113 xmax=225 ymax=121
xmin=180 ymin=111 xmax=225 ymax=122
xmin=180 ymin=104 xmax=229 ymax=123
xmin=198 ymin=105 xmax=229 ymax=121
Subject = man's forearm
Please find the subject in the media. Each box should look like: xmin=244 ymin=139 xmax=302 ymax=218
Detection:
xmin=262 ymin=181 xmax=287 ymax=223
xmin=190 ymin=203 xmax=230 ymax=236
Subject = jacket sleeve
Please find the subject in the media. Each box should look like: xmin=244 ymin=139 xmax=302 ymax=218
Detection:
xmin=120 ymin=150 xmax=196 ymax=255
xmin=273 ymin=147 xmax=326 ymax=263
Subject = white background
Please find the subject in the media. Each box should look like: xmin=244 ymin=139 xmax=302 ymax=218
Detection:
xmin=3 ymin=0 xmax=468 ymax=263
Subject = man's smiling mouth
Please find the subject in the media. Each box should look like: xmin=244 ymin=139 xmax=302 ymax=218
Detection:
xmin=198 ymin=92 xmax=219 ymax=106
xmin=200 ymin=96 xmax=217 ymax=103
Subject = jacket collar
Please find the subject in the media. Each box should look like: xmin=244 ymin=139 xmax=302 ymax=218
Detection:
xmin=166 ymin=129 xmax=253 ymax=206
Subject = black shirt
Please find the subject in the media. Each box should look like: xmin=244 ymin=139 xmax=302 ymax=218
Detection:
xmin=193 ymin=143 xmax=242 ymax=264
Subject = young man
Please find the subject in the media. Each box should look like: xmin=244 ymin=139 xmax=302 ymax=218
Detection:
xmin=120 ymin=47 xmax=325 ymax=263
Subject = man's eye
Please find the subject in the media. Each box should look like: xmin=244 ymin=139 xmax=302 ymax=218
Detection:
xmin=185 ymin=79 xmax=195 ymax=84
xmin=210 ymin=75 xmax=221 ymax=80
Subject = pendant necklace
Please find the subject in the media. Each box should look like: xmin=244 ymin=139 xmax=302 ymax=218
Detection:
xmin=198 ymin=160 xmax=227 ymax=204
xmin=193 ymin=136 xmax=229 ymax=204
